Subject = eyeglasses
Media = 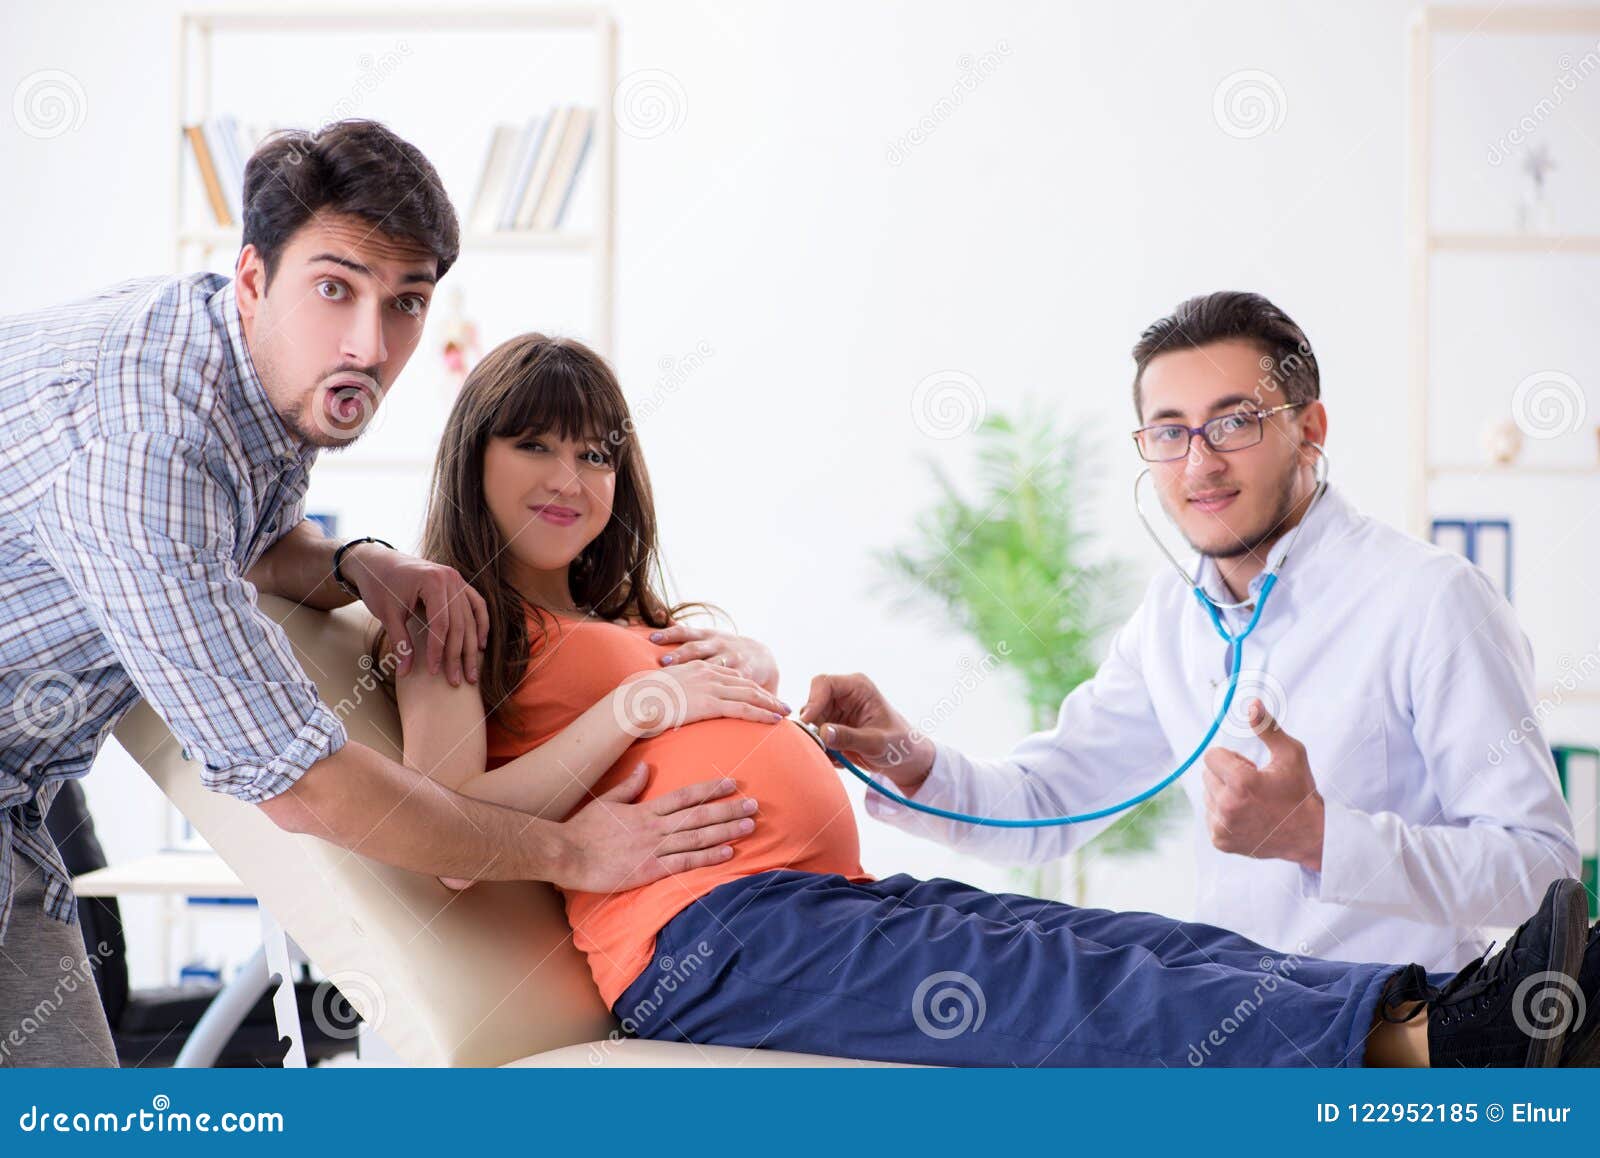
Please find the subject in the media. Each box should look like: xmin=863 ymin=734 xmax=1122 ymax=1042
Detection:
xmin=1131 ymin=403 xmax=1303 ymax=463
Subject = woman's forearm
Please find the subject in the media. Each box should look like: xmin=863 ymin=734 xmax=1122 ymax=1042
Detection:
xmin=452 ymin=690 xmax=641 ymax=819
xmin=398 ymin=645 xmax=643 ymax=821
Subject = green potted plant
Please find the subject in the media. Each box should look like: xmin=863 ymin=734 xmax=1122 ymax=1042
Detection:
xmin=878 ymin=402 xmax=1182 ymax=903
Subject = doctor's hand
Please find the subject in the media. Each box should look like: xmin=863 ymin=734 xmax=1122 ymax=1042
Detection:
xmin=800 ymin=673 xmax=936 ymax=791
xmin=1202 ymin=700 xmax=1326 ymax=872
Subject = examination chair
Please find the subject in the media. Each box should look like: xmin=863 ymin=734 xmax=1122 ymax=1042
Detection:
xmin=113 ymin=596 xmax=902 ymax=1068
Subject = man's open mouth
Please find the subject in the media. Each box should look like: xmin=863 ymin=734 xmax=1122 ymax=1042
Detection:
xmin=323 ymin=375 xmax=379 ymax=428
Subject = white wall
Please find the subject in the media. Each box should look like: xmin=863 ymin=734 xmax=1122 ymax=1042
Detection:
xmin=5 ymin=0 xmax=1598 ymax=988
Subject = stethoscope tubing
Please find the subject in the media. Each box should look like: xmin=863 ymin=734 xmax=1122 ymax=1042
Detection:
xmin=805 ymin=447 xmax=1328 ymax=828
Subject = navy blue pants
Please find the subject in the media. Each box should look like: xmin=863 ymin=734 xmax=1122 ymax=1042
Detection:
xmin=613 ymin=870 xmax=1405 ymax=1067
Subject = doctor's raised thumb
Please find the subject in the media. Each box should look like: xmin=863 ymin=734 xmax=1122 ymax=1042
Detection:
xmin=1247 ymin=699 xmax=1282 ymax=737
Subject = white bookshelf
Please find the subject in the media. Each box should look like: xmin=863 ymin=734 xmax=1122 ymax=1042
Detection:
xmin=1408 ymin=5 xmax=1600 ymax=907
xmin=173 ymin=5 xmax=618 ymax=354
xmin=1406 ymin=4 xmax=1600 ymax=536
xmin=1429 ymin=231 xmax=1600 ymax=255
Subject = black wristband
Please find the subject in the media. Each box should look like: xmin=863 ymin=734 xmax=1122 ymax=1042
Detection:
xmin=332 ymin=535 xmax=394 ymax=598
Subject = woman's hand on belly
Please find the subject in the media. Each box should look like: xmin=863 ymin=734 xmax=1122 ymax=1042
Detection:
xmin=615 ymin=660 xmax=790 ymax=738
xmin=651 ymin=623 xmax=779 ymax=691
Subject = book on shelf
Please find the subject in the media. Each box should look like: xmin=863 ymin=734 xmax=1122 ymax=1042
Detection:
xmin=513 ymin=106 xmax=569 ymax=230
xmin=186 ymin=108 xmax=595 ymax=238
xmin=533 ymin=106 xmax=594 ymax=231
xmin=468 ymin=124 xmax=526 ymax=234
xmin=183 ymin=124 xmax=232 ymax=226
xmin=468 ymin=106 xmax=595 ymax=235
xmin=183 ymin=116 xmax=275 ymax=228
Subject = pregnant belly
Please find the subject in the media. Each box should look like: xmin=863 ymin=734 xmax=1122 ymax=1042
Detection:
xmin=562 ymin=716 xmax=869 ymax=1005
xmin=610 ymin=716 xmax=862 ymax=879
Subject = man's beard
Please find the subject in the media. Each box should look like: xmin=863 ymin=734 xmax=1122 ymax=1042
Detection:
xmin=1188 ymin=457 xmax=1302 ymax=561
xmin=275 ymin=369 xmax=384 ymax=450
xmin=281 ymin=395 xmax=371 ymax=451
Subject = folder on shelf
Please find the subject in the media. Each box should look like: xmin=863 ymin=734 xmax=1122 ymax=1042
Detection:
xmin=1429 ymin=517 xmax=1514 ymax=601
xmin=1551 ymin=746 xmax=1599 ymax=920
xmin=1472 ymin=520 xmax=1513 ymax=599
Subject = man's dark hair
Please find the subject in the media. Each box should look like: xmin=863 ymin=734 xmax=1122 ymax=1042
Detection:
xmin=242 ymin=119 xmax=460 ymax=285
xmin=1131 ymin=291 xmax=1319 ymax=414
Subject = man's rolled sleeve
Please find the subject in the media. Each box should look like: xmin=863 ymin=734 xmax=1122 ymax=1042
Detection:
xmin=31 ymin=432 xmax=346 ymax=803
xmin=206 ymin=699 xmax=348 ymax=803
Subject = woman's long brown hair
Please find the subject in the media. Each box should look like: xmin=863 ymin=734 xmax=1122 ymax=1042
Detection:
xmin=380 ymin=333 xmax=708 ymax=733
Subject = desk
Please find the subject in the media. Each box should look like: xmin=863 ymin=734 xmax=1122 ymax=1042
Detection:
xmin=73 ymin=850 xmax=247 ymax=899
xmin=72 ymin=851 xmax=305 ymax=1067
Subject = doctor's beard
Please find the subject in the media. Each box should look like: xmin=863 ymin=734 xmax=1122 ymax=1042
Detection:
xmin=1191 ymin=452 xmax=1304 ymax=562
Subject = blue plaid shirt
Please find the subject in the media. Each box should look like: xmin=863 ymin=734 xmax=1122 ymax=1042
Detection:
xmin=0 ymin=273 xmax=349 ymax=944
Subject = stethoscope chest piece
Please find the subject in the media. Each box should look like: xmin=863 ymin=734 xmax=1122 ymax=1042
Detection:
xmin=794 ymin=718 xmax=829 ymax=753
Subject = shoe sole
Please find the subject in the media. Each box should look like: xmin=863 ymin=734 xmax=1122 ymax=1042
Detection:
xmin=1562 ymin=926 xmax=1599 ymax=1067
xmin=1526 ymin=879 xmax=1588 ymax=1068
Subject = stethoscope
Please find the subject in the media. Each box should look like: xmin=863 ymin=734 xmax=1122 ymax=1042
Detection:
xmin=796 ymin=445 xmax=1331 ymax=828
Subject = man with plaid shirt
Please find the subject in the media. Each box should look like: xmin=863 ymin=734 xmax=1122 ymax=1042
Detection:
xmin=0 ymin=121 xmax=754 ymax=1065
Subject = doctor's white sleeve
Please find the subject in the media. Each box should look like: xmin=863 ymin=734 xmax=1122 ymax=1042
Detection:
xmin=1302 ymin=562 xmax=1581 ymax=927
xmin=863 ymin=595 xmax=1174 ymax=865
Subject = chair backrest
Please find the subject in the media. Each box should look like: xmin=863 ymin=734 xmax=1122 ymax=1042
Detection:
xmin=112 ymin=595 xmax=615 ymax=1066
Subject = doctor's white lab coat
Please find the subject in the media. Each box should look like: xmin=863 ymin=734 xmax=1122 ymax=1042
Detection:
xmin=865 ymin=485 xmax=1581 ymax=971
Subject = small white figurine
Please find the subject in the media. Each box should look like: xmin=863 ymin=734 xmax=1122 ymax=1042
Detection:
xmin=1483 ymin=418 xmax=1524 ymax=466
xmin=1516 ymin=142 xmax=1556 ymax=235
xmin=437 ymin=287 xmax=481 ymax=391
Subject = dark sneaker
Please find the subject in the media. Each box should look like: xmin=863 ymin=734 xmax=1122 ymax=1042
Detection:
xmin=1381 ymin=877 xmax=1588 ymax=1067
xmin=1558 ymin=919 xmax=1598 ymax=1067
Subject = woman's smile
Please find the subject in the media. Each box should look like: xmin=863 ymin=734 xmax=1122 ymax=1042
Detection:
xmin=530 ymin=502 xmax=582 ymax=527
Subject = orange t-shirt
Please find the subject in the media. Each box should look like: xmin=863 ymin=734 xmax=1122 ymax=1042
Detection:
xmin=485 ymin=608 xmax=871 ymax=1007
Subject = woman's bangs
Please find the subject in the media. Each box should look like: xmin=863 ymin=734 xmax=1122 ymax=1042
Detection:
xmin=489 ymin=355 xmax=630 ymax=449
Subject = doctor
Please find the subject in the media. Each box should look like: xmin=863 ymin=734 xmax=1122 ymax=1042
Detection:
xmin=803 ymin=290 xmax=1581 ymax=970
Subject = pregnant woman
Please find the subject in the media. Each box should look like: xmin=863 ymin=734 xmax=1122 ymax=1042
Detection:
xmin=386 ymin=333 xmax=1599 ymax=1069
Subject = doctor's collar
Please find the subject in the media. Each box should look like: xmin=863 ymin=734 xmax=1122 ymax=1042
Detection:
xmin=1196 ymin=482 xmax=1348 ymax=606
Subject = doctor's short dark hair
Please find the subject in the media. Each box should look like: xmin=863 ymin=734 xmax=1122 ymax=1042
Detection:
xmin=1130 ymin=291 xmax=1320 ymax=415
xmin=242 ymin=119 xmax=460 ymax=286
